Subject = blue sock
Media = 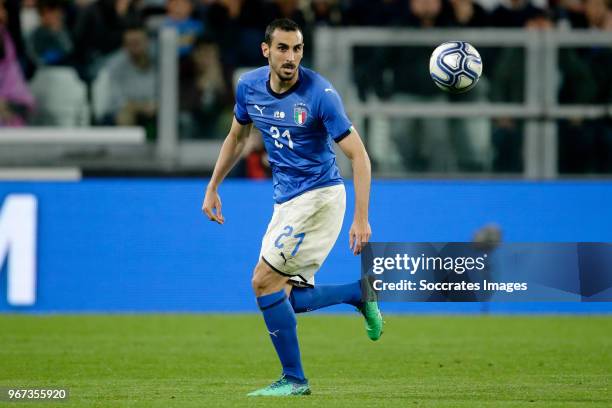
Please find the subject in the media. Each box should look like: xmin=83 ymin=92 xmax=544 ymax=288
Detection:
xmin=289 ymin=280 xmax=362 ymax=313
xmin=257 ymin=289 xmax=306 ymax=382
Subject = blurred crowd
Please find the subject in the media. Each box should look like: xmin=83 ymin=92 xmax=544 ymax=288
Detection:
xmin=1 ymin=0 xmax=611 ymax=174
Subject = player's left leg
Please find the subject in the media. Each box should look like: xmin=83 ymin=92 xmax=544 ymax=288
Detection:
xmin=248 ymin=261 xmax=311 ymax=397
xmin=288 ymin=281 xmax=362 ymax=312
xmin=288 ymin=279 xmax=384 ymax=341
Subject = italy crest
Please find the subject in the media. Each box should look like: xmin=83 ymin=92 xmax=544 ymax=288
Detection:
xmin=294 ymin=106 xmax=307 ymax=126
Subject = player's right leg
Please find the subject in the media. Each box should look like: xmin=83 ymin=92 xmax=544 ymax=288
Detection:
xmin=248 ymin=260 xmax=311 ymax=397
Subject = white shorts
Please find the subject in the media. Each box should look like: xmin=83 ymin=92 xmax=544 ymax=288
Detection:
xmin=259 ymin=184 xmax=346 ymax=287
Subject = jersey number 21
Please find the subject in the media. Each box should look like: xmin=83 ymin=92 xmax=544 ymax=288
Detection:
xmin=270 ymin=126 xmax=293 ymax=149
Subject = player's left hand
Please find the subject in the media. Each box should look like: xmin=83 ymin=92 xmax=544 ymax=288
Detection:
xmin=349 ymin=218 xmax=371 ymax=255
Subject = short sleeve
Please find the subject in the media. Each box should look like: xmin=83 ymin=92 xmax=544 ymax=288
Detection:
xmin=318 ymin=86 xmax=352 ymax=142
xmin=234 ymin=79 xmax=252 ymax=125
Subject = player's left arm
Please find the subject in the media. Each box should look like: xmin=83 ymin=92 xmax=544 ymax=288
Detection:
xmin=338 ymin=129 xmax=372 ymax=255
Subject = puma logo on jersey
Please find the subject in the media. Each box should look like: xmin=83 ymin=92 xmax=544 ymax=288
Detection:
xmin=324 ymin=88 xmax=335 ymax=93
xmin=254 ymin=105 xmax=266 ymax=115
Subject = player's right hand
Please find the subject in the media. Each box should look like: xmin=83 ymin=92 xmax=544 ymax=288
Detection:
xmin=202 ymin=188 xmax=225 ymax=224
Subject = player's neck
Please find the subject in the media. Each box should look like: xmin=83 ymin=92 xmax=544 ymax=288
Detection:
xmin=269 ymin=70 xmax=300 ymax=94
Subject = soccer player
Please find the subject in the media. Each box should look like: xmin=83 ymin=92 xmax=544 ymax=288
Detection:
xmin=202 ymin=18 xmax=383 ymax=396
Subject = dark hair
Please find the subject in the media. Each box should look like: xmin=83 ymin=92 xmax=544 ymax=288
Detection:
xmin=264 ymin=18 xmax=302 ymax=45
xmin=124 ymin=21 xmax=147 ymax=33
xmin=37 ymin=0 xmax=64 ymax=13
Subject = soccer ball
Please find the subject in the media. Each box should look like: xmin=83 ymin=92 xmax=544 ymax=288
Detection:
xmin=429 ymin=41 xmax=483 ymax=94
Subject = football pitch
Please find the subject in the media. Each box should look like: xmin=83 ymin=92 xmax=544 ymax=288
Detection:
xmin=1 ymin=314 xmax=610 ymax=407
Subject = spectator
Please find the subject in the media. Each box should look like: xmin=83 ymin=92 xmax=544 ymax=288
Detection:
xmin=5 ymin=0 xmax=35 ymax=77
xmin=558 ymin=0 xmax=612 ymax=173
xmin=583 ymin=0 xmax=612 ymax=28
xmin=562 ymin=0 xmax=612 ymax=30
xmin=269 ymin=0 xmax=306 ymax=27
xmin=490 ymin=10 xmax=597 ymax=172
xmin=487 ymin=1 xmax=544 ymax=131
xmin=72 ymin=0 xmax=140 ymax=81
xmin=490 ymin=0 xmax=545 ymax=27
xmin=27 ymin=0 xmax=73 ymax=66
xmin=489 ymin=11 xmax=548 ymax=172
xmin=562 ymin=0 xmax=612 ymax=29
xmin=269 ymin=0 xmax=309 ymax=62
xmin=179 ymin=37 xmax=228 ymax=138
xmin=386 ymin=0 xmax=455 ymax=172
xmin=106 ymin=24 xmax=157 ymax=139
xmin=20 ymin=0 xmax=40 ymax=36
xmin=310 ymin=0 xmax=343 ymax=26
xmin=442 ymin=0 xmax=492 ymax=171
xmin=346 ymin=1 xmax=402 ymax=102
xmin=206 ymin=0 xmax=271 ymax=67
xmin=192 ymin=0 xmax=216 ymax=22
xmin=342 ymin=0 xmax=402 ymax=26
xmin=447 ymin=0 xmax=490 ymax=27
xmin=0 ymin=0 xmax=34 ymax=126
xmin=162 ymin=0 xmax=203 ymax=57
xmin=391 ymin=0 xmax=452 ymax=91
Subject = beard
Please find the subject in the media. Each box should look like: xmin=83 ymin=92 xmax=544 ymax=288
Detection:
xmin=275 ymin=63 xmax=297 ymax=82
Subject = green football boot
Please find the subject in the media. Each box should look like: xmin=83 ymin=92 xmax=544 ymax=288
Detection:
xmin=358 ymin=301 xmax=384 ymax=341
xmin=247 ymin=375 xmax=311 ymax=396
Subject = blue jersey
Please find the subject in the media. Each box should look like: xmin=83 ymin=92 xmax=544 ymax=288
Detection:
xmin=234 ymin=66 xmax=352 ymax=203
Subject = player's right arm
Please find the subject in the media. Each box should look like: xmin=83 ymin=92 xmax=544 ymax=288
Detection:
xmin=202 ymin=117 xmax=253 ymax=224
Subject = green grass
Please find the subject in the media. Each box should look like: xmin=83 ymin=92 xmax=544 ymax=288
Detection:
xmin=0 ymin=314 xmax=610 ymax=407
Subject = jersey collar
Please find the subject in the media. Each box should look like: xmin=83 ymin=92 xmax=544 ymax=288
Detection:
xmin=266 ymin=67 xmax=303 ymax=99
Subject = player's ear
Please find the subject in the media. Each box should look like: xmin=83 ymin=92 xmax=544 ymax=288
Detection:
xmin=261 ymin=42 xmax=269 ymax=58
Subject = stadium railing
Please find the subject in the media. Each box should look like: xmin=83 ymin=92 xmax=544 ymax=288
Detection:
xmin=0 ymin=127 xmax=145 ymax=179
xmin=314 ymin=28 xmax=612 ymax=179
xmin=4 ymin=28 xmax=612 ymax=178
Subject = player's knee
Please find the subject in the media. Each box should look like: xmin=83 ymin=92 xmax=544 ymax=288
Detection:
xmin=252 ymin=276 xmax=275 ymax=297
xmin=251 ymin=274 xmax=264 ymax=294
xmin=251 ymin=263 xmax=269 ymax=294
xmin=251 ymin=262 xmax=286 ymax=296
